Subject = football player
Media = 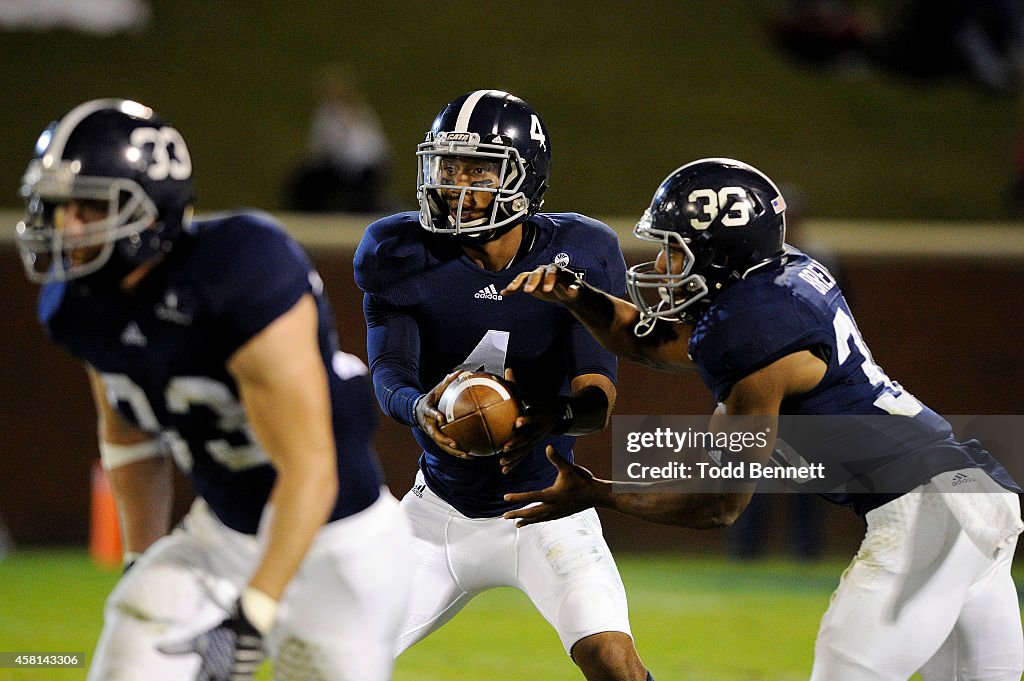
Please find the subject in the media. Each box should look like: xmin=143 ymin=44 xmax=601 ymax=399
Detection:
xmin=15 ymin=99 xmax=413 ymax=681
xmin=502 ymin=158 xmax=1024 ymax=681
xmin=354 ymin=90 xmax=655 ymax=680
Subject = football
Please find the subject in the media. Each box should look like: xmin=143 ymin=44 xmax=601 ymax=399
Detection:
xmin=438 ymin=371 xmax=522 ymax=457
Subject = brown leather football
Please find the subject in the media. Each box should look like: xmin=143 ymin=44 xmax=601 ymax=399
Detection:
xmin=438 ymin=371 xmax=521 ymax=457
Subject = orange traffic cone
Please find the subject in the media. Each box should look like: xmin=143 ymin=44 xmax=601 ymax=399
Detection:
xmin=90 ymin=460 xmax=122 ymax=568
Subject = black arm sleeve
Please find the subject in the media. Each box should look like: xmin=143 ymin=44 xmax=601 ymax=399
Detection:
xmin=363 ymin=293 xmax=423 ymax=427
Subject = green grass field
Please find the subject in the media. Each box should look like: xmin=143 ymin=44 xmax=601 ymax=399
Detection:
xmin=3 ymin=549 xmax=1021 ymax=680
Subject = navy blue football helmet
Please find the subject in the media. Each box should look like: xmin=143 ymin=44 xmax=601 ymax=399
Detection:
xmin=16 ymin=99 xmax=195 ymax=283
xmin=417 ymin=90 xmax=551 ymax=241
xmin=626 ymin=158 xmax=787 ymax=330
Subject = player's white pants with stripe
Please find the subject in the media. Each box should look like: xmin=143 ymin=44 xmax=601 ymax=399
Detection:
xmin=811 ymin=479 xmax=1023 ymax=681
xmin=394 ymin=470 xmax=634 ymax=657
xmin=86 ymin=491 xmax=413 ymax=681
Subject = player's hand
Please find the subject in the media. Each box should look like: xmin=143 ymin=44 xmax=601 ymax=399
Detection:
xmin=415 ymin=371 xmax=472 ymax=459
xmin=158 ymin=599 xmax=265 ymax=680
xmin=498 ymin=368 xmax=559 ymax=474
xmin=501 ymin=264 xmax=584 ymax=303
xmin=502 ymin=446 xmax=600 ymax=526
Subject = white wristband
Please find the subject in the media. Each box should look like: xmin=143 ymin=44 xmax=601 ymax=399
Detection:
xmin=240 ymin=586 xmax=278 ymax=634
xmin=98 ymin=439 xmax=167 ymax=470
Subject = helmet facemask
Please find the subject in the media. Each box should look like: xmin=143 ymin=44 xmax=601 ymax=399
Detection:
xmin=626 ymin=158 xmax=790 ymax=336
xmin=16 ymin=158 xmax=159 ymax=283
xmin=416 ymin=131 xmax=532 ymax=239
xmin=626 ymin=210 xmax=710 ymax=335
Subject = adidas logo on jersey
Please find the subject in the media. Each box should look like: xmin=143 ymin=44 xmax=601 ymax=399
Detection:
xmin=119 ymin=322 xmax=148 ymax=347
xmin=474 ymin=284 xmax=503 ymax=301
xmin=950 ymin=472 xmax=977 ymax=486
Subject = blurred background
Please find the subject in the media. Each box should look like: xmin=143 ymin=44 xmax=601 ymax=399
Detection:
xmin=1 ymin=0 xmax=1023 ymax=558
xmin=2 ymin=0 xmax=1024 ymax=219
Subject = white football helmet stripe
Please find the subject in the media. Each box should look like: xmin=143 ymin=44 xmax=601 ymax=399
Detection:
xmin=454 ymin=89 xmax=505 ymax=133
xmin=42 ymin=99 xmax=151 ymax=164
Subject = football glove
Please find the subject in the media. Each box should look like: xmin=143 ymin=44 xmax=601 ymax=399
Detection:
xmin=159 ymin=599 xmax=265 ymax=681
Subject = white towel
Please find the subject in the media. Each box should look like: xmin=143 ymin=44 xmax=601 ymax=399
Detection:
xmin=930 ymin=468 xmax=1023 ymax=559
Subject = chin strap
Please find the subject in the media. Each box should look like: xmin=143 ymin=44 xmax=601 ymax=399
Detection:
xmin=453 ymin=219 xmax=520 ymax=245
xmin=633 ymin=315 xmax=658 ymax=337
xmin=634 ymin=297 xmax=674 ymax=337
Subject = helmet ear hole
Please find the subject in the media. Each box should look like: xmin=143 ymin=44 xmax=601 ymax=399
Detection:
xmin=646 ymin=158 xmax=785 ymax=294
xmin=710 ymin=251 xmax=732 ymax=268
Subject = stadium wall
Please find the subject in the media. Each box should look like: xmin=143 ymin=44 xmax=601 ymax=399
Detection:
xmin=2 ymin=213 xmax=1022 ymax=556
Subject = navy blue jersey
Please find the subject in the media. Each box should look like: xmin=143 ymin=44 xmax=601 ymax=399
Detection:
xmin=689 ymin=248 xmax=1022 ymax=515
xmin=355 ymin=211 xmax=624 ymax=517
xmin=41 ymin=211 xmax=384 ymax=533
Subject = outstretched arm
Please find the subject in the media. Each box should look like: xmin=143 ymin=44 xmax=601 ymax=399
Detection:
xmin=503 ymin=350 xmax=827 ymax=528
xmin=503 ymin=445 xmax=748 ymax=528
xmin=502 ymin=264 xmax=694 ymax=372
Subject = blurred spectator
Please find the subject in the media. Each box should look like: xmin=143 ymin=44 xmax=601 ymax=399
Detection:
xmin=285 ymin=64 xmax=393 ymax=213
xmin=0 ymin=0 xmax=150 ymax=34
xmin=771 ymin=0 xmax=878 ymax=72
xmin=728 ymin=493 xmax=826 ymax=560
xmin=875 ymin=0 xmax=1024 ymax=92
xmin=774 ymin=0 xmax=1024 ymax=92
xmin=727 ymin=183 xmax=835 ymax=561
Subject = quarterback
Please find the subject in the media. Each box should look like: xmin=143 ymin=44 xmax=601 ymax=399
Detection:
xmin=355 ymin=90 xmax=654 ymax=680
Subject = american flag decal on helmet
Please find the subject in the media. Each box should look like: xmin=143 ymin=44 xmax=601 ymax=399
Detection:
xmin=771 ymin=196 xmax=786 ymax=214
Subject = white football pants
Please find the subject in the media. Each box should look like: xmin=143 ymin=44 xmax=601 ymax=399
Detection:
xmin=87 ymin=491 xmax=413 ymax=681
xmin=394 ymin=470 xmax=634 ymax=656
xmin=811 ymin=482 xmax=1023 ymax=681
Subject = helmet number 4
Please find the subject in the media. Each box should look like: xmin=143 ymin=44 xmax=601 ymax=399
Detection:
xmin=129 ymin=126 xmax=192 ymax=181
xmin=688 ymin=187 xmax=750 ymax=230
xmin=529 ymin=114 xmax=546 ymax=147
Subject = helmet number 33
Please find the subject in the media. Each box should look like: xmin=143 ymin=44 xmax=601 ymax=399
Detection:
xmin=130 ymin=126 xmax=192 ymax=181
xmin=689 ymin=187 xmax=750 ymax=230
